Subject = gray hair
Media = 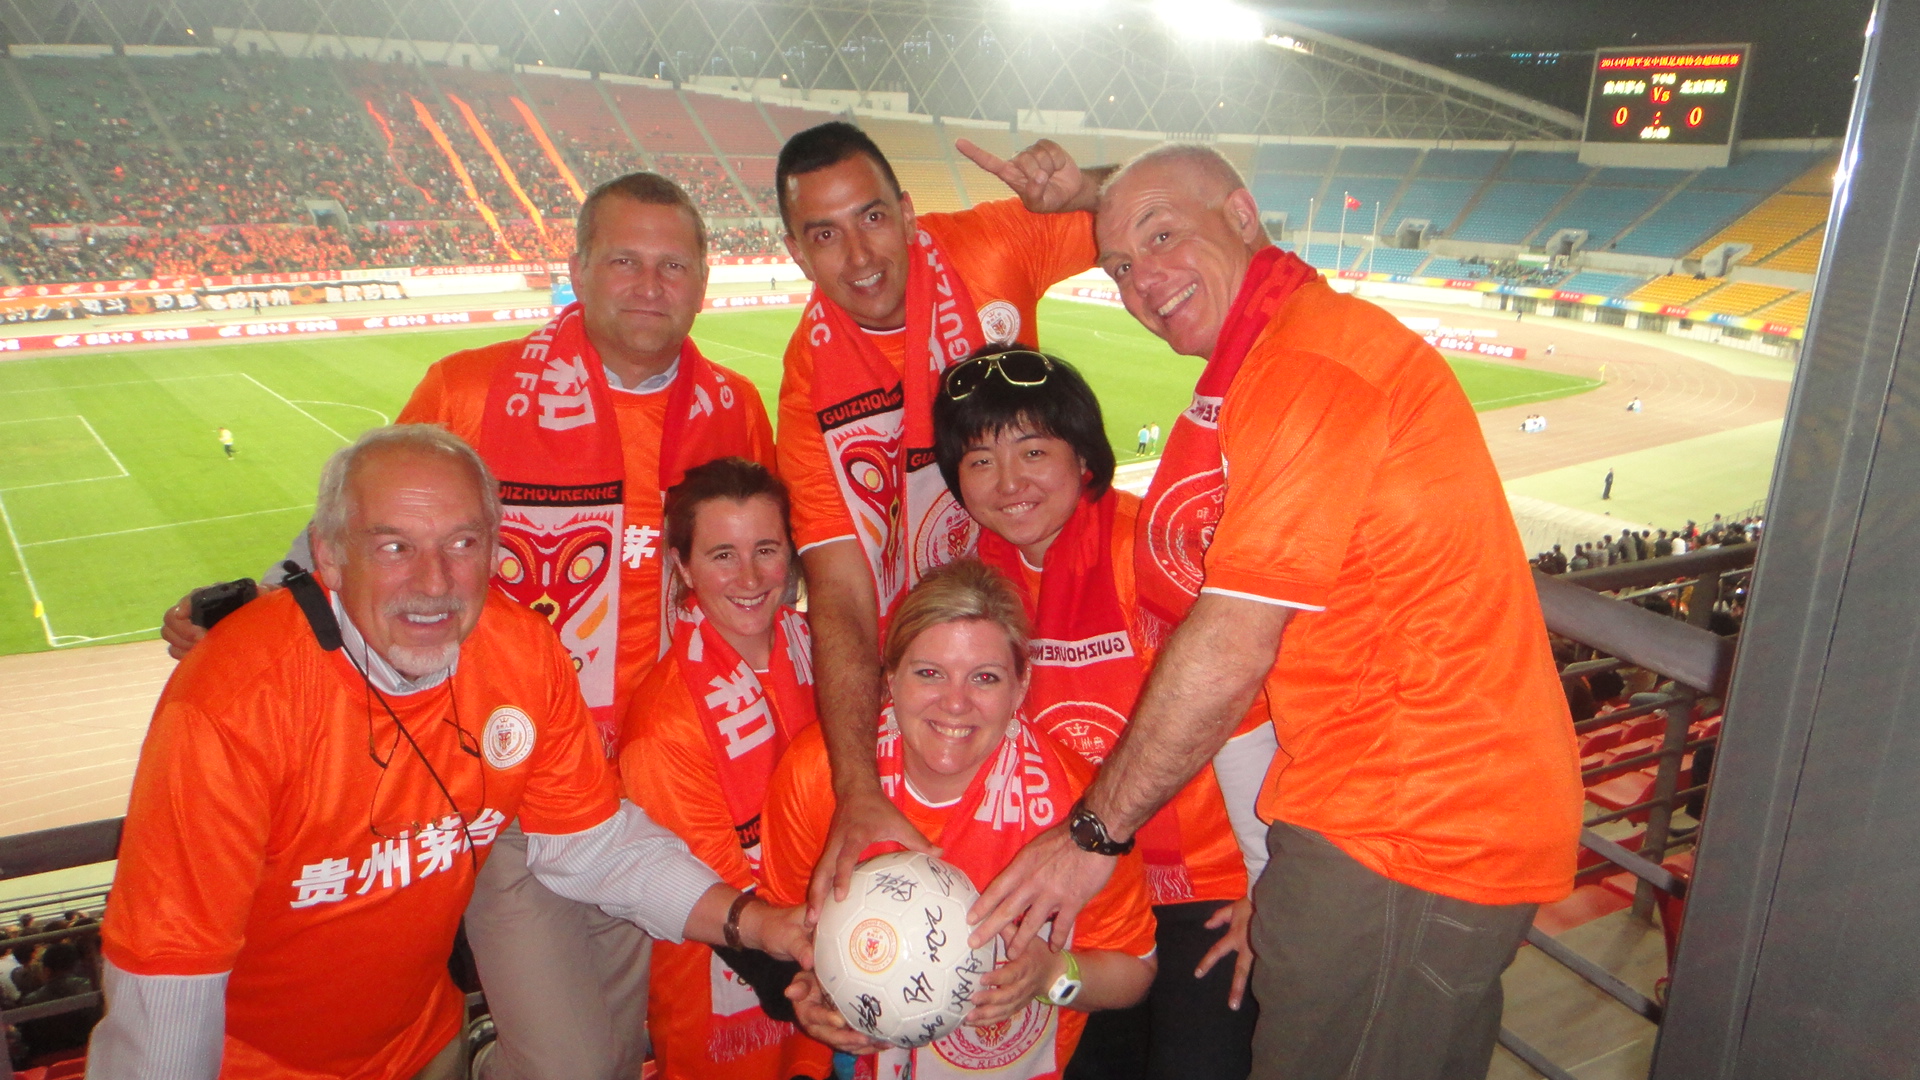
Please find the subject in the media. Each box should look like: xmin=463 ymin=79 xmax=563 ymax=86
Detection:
xmin=312 ymin=424 xmax=501 ymax=548
xmin=1106 ymin=143 xmax=1249 ymax=206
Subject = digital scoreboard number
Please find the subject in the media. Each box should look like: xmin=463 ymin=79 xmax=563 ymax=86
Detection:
xmin=1583 ymin=45 xmax=1749 ymax=148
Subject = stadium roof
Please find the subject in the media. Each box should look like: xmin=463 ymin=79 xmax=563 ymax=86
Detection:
xmin=1 ymin=0 xmax=1581 ymax=141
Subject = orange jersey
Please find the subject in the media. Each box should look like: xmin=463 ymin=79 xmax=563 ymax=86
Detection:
xmin=401 ymin=339 xmax=777 ymax=717
xmin=1202 ymin=277 xmax=1582 ymax=906
xmin=760 ymin=725 xmax=1157 ymax=1078
xmin=102 ymin=589 xmax=619 ymax=1079
xmin=1011 ymin=491 xmax=1253 ymax=906
xmin=777 ymin=200 xmax=1097 ymax=551
xmin=619 ymin=652 xmax=832 ymax=1080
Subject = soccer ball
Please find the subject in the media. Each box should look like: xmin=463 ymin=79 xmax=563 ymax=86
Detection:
xmin=813 ymin=850 xmax=996 ymax=1049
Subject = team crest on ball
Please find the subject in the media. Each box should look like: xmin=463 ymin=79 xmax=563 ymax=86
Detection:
xmin=977 ymin=300 xmax=1021 ymax=345
xmin=483 ymin=706 xmax=536 ymax=769
xmin=849 ymin=918 xmax=899 ymax=974
xmin=934 ymin=998 xmax=1052 ymax=1070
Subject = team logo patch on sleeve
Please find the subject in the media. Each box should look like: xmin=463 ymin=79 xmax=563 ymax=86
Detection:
xmin=483 ymin=706 xmax=536 ymax=769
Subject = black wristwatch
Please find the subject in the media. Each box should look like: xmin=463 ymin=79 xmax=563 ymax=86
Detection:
xmin=1067 ymin=799 xmax=1135 ymax=856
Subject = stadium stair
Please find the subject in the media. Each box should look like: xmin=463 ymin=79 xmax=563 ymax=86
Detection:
xmin=1628 ymin=274 xmax=1725 ymax=308
xmin=679 ymin=90 xmax=767 ymax=215
xmin=1689 ymin=280 xmax=1795 ymax=317
xmin=1687 ymin=190 xmax=1830 ymax=264
xmin=1612 ymin=183 xmax=1768 ymax=258
xmin=1752 ymin=289 xmax=1814 ymax=326
xmin=1761 ymin=225 xmax=1827 ymax=274
xmin=115 ymin=56 xmax=192 ymax=166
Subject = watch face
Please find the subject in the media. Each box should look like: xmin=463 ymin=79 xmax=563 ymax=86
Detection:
xmin=1069 ymin=807 xmax=1104 ymax=850
xmin=1051 ymin=976 xmax=1083 ymax=1007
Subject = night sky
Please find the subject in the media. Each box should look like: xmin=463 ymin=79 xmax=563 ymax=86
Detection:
xmin=1267 ymin=0 xmax=1875 ymax=139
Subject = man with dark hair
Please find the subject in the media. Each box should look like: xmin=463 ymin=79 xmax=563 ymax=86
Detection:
xmin=158 ymin=173 xmax=777 ymax=1080
xmin=769 ymin=120 xmax=1118 ymax=907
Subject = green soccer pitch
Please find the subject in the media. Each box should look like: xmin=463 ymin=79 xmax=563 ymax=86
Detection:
xmin=0 ymin=299 xmax=1595 ymax=656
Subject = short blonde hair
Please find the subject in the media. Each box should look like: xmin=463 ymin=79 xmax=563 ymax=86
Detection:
xmin=883 ymin=560 xmax=1030 ymax=677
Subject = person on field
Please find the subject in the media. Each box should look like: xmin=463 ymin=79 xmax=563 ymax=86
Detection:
xmin=967 ymin=143 xmax=1582 ymax=1080
xmin=768 ymin=560 xmax=1157 ymax=1080
xmin=219 ymin=426 xmax=235 ymax=459
xmin=1136 ymin=422 xmax=1150 ymax=455
xmin=617 ymin=458 xmax=831 ymax=1080
xmin=92 ymin=426 xmax=811 ymax=1080
xmin=932 ymin=348 xmax=1273 ymax=1080
xmin=769 ymin=120 xmax=1114 ymax=916
xmin=157 ymin=172 xmax=777 ymax=1080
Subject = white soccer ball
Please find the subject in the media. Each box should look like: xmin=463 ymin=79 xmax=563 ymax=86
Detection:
xmin=813 ymin=850 xmax=996 ymax=1048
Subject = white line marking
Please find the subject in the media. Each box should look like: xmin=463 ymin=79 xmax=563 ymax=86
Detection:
xmin=239 ymin=374 xmax=347 ymax=443
xmin=1474 ymin=382 xmax=1604 ymax=409
xmin=0 ymin=492 xmax=54 ymax=648
xmin=72 ymin=415 xmax=129 ymax=479
xmin=21 ymin=504 xmax=312 ymax=547
xmin=289 ymin=400 xmax=391 ymax=426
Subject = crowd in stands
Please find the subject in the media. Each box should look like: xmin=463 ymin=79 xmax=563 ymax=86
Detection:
xmin=1447 ymin=254 xmax=1573 ymax=288
xmin=1531 ymin=513 xmax=1761 ymax=641
xmin=2 ymin=911 xmax=103 ymax=1070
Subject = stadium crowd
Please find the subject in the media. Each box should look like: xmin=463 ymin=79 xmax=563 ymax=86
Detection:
xmin=1531 ymin=513 xmax=1763 ymax=576
xmin=1 ymin=911 xmax=104 ymax=1067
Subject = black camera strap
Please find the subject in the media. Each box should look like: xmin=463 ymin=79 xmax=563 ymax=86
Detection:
xmin=282 ymin=560 xmax=343 ymax=652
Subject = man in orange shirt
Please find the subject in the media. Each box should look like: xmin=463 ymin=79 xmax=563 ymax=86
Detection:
xmin=158 ymin=173 xmax=777 ymax=1080
xmin=970 ymin=145 xmax=1583 ymax=1080
xmin=91 ymin=425 xmax=809 ymax=1080
xmin=771 ymin=122 xmax=1112 ymax=910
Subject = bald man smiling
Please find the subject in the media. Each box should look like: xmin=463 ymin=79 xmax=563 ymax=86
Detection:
xmin=968 ymin=145 xmax=1582 ymax=1080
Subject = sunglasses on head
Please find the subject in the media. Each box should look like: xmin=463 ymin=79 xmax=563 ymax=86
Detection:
xmin=942 ymin=351 xmax=1055 ymax=400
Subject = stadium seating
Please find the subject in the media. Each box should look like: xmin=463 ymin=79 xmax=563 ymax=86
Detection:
xmin=1451 ymin=182 xmax=1573 ymax=244
xmin=891 ymin=158 xmax=966 ymax=213
xmin=1415 ymin=149 xmax=1504 ymax=179
xmin=1254 ymin=143 xmax=1336 ymax=175
xmin=1698 ymin=150 xmax=1832 ymax=192
xmin=1249 ymin=175 xmax=1322 ymax=231
xmin=1558 ymin=270 xmax=1650 ymax=297
xmin=1689 ymin=281 xmax=1795 ymax=317
xmin=1353 ymin=247 xmax=1428 ymax=275
xmin=685 ymin=94 xmax=780 ymax=156
xmin=761 ymin=100 xmax=829 ymax=140
xmin=1629 ymin=275 xmax=1725 ymax=307
xmin=1313 ymin=177 xmax=1399 ymax=232
xmin=1537 ymin=185 xmax=1667 ymax=250
xmin=1422 ymin=256 xmax=1492 ymax=280
xmin=1611 ymin=190 xmax=1763 ymax=258
xmin=1500 ymin=152 xmax=1591 ymax=182
xmin=1762 ymin=225 xmax=1827 ymax=274
xmin=1688 ymin=191 xmax=1829 ymax=263
xmin=1385 ymin=179 xmax=1478 ymax=235
xmin=1753 ymin=290 xmax=1814 ymax=326
xmin=1334 ymin=145 xmax=1419 ymax=177
xmin=862 ymin=118 xmax=965 ymax=210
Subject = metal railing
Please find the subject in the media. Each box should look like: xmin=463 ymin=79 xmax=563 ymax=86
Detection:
xmin=1498 ymin=544 xmax=1756 ymax=1080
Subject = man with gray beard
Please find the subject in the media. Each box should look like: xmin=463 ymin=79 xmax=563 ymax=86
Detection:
xmin=91 ymin=425 xmax=811 ymax=1080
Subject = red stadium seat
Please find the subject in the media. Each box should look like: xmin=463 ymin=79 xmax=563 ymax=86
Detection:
xmin=1586 ymin=769 xmax=1660 ymax=823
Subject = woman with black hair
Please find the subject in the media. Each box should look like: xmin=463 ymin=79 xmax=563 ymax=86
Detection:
xmin=932 ymin=347 xmax=1276 ymax=1080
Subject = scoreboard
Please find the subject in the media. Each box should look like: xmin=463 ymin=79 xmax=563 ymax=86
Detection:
xmin=1579 ymin=45 xmax=1750 ymax=168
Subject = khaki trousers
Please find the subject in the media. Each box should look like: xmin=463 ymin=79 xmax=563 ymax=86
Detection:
xmin=465 ymin=823 xmax=654 ymax=1080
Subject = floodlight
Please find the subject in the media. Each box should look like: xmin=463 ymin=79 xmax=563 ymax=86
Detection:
xmin=1005 ymin=0 xmax=1106 ymax=18
xmin=1152 ymin=0 xmax=1264 ymax=42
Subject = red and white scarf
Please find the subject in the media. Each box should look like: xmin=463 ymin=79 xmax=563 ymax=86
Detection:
xmin=480 ymin=301 xmax=757 ymax=753
xmin=976 ymin=491 xmax=1194 ymax=904
xmin=1135 ymin=247 xmax=1318 ymax=646
xmin=674 ymin=600 xmax=817 ymax=874
xmin=803 ymin=226 xmax=987 ymax=632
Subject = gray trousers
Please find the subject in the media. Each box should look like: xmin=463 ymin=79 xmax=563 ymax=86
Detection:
xmin=465 ymin=823 xmax=654 ymax=1080
xmin=1249 ymin=824 xmax=1536 ymax=1080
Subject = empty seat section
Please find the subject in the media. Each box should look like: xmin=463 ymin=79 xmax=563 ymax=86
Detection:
xmin=1098 ymin=134 xmax=1162 ymax=166
xmin=1333 ymin=146 xmax=1418 ymax=177
xmin=1629 ymin=275 xmax=1725 ymax=307
xmin=762 ymin=100 xmax=836 ymax=140
xmin=1782 ymin=157 xmax=1841 ymax=194
xmin=1387 ymin=179 xmax=1478 ymax=234
xmin=1762 ymin=226 xmax=1826 ymax=274
xmin=949 ymin=126 xmax=1017 ymax=162
xmin=1250 ymin=175 xmax=1321 ymax=232
xmin=1255 ymin=143 xmax=1335 ymax=175
xmin=685 ymin=93 xmax=780 ymax=155
xmin=1422 ymin=257 xmax=1492 ymax=281
xmin=610 ymin=86 xmax=705 ymax=155
xmin=1690 ymin=281 xmax=1793 ymax=317
xmin=1451 ymin=182 xmax=1570 ymax=243
xmin=1314 ymin=178 xmax=1399 ymax=232
xmin=889 ymin=159 xmax=965 ymax=212
xmin=1687 ymin=192 xmax=1828 ymax=262
xmin=520 ymin=74 xmax=631 ymax=150
xmin=862 ymin=117 xmax=947 ymax=161
xmin=1354 ymin=248 xmax=1428 ymax=275
xmin=1558 ymin=271 xmax=1650 ymax=297
xmin=1417 ymin=149 xmax=1503 ymax=179
xmin=731 ymin=156 xmax=776 ymax=208
xmin=1044 ymin=133 xmax=1102 ymax=167
xmin=1697 ymin=150 xmax=1830 ymax=192
xmin=1501 ymin=152 xmax=1590 ymax=182
xmin=1539 ymin=185 xmax=1666 ymax=249
xmin=1612 ymin=190 xmax=1760 ymax=257
xmin=1752 ymin=290 xmax=1813 ymax=327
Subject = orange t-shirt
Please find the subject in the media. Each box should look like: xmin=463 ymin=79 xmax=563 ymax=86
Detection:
xmin=102 ymin=589 xmax=619 ymax=1079
xmin=618 ymin=653 xmax=832 ymax=1080
xmin=1200 ymin=277 xmax=1582 ymax=907
xmin=759 ymin=725 xmax=1157 ymax=1078
xmin=401 ymin=340 xmax=777 ymax=719
xmin=1014 ymin=490 xmax=1253 ymax=907
xmin=777 ymin=199 xmax=1098 ymax=551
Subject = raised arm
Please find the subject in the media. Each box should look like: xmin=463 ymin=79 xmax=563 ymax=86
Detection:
xmin=970 ymin=593 xmax=1290 ymax=953
xmin=798 ymin=538 xmax=937 ymax=914
xmin=955 ymin=137 xmax=1114 ymax=215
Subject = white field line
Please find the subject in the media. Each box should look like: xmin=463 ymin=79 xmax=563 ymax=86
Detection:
xmin=239 ymin=373 xmax=347 ymax=443
xmin=21 ymin=504 xmax=311 ymax=547
xmin=0 ymin=373 xmax=241 ymax=396
xmin=0 ymin=415 xmax=128 ymax=491
xmin=0 ymin=492 xmax=54 ymax=647
xmin=289 ymin=400 xmax=390 ymax=425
